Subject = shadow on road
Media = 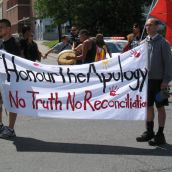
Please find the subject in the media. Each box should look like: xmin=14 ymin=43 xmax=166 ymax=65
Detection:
xmin=9 ymin=136 xmax=172 ymax=156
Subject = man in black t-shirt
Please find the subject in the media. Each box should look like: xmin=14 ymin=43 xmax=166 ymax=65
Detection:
xmin=0 ymin=36 xmax=21 ymax=56
xmin=0 ymin=19 xmax=21 ymax=139
xmin=20 ymin=25 xmax=42 ymax=62
xmin=24 ymin=36 xmax=42 ymax=62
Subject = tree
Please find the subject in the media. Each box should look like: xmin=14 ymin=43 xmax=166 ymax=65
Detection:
xmin=34 ymin=0 xmax=152 ymax=36
xmin=35 ymin=0 xmax=78 ymax=25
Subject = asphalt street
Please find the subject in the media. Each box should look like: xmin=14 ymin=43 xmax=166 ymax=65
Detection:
xmin=0 ymin=42 xmax=172 ymax=172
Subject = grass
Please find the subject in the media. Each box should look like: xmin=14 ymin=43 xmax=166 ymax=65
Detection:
xmin=42 ymin=40 xmax=59 ymax=48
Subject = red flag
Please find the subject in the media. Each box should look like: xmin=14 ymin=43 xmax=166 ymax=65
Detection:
xmin=150 ymin=0 xmax=172 ymax=45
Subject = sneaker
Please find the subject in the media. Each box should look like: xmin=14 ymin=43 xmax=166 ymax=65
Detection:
xmin=0 ymin=126 xmax=16 ymax=139
xmin=136 ymin=131 xmax=154 ymax=142
xmin=148 ymin=133 xmax=166 ymax=146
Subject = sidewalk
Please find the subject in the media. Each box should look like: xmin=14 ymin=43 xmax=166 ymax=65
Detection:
xmin=35 ymin=40 xmax=57 ymax=65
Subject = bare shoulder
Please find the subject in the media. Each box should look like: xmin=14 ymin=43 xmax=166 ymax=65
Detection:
xmin=83 ymin=39 xmax=91 ymax=46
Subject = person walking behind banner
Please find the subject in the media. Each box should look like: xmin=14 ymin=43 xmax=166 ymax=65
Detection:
xmin=95 ymin=33 xmax=112 ymax=62
xmin=0 ymin=19 xmax=22 ymax=138
xmin=43 ymin=35 xmax=71 ymax=59
xmin=123 ymin=23 xmax=142 ymax=52
xmin=70 ymin=29 xmax=96 ymax=64
xmin=20 ymin=25 xmax=42 ymax=62
xmin=70 ymin=25 xmax=80 ymax=49
xmin=136 ymin=18 xmax=172 ymax=146
xmin=69 ymin=26 xmax=83 ymax=64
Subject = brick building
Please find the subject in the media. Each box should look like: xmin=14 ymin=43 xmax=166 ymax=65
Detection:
xmin=2 ymin=0 xmax=35 ymax=34
xmin=0 ymin=0 xmax=3 ymax=19
xmin=1 ymin=0 xmax=61 ymax=40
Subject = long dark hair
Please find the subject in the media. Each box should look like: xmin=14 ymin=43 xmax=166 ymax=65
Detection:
xmin=96 ymin=33 xmax=105 ymax=47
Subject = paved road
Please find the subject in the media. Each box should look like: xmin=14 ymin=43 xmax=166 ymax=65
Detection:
xmin=36 ymin=40 xmax=57 ymax=65
xmin=1 ymin=42 xmax=172 ymax=172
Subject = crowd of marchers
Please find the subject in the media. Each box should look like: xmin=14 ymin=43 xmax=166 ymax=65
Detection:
xmin=0 ymin=18 xmax=172 ymax=148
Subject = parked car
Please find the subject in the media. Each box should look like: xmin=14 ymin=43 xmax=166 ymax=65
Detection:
xmin=104 ymin=38 xmax=128 ymax=58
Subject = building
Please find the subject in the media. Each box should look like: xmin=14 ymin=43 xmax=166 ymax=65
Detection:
xmin=0 ymin=0 xmax=3 ymax=19
xmin=1 ymin=0 xmax=59 ymax=40
xmin=35 ymin=18 xmax=60 ymax=40
xmin=2 ymin=0 xmax=34 ymax=34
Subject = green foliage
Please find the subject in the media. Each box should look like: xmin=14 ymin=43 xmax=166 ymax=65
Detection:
xmin=35 ymin=0 xmax=78 ymax=24
xmin=43 ymin=40 xmax=59 ymax=48
xmin=35 ymin=0 xmax=152 ymax=36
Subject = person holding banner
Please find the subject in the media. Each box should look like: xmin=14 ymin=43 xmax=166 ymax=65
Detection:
xmin=20 ymin=25 xmax=42 ymax=62
xmin=136 ymin=18 xmax=172 ymax=146
xmin=0 ymin=19 xmax=21 ymax=138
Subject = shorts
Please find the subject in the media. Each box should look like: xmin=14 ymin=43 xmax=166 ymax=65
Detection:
xmin=148 ymin=79 xmax=169 ymax=108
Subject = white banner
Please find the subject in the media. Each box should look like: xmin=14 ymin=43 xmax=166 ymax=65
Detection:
xmin=0 ymin=44 xmax=148 ymax=120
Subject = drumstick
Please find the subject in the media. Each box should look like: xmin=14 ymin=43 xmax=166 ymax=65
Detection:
xmin=72 ymin=42 xmax=75 ymax=50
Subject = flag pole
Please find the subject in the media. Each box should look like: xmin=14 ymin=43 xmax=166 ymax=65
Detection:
xmin=140 ymin=0 xmax=157 ymax=41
